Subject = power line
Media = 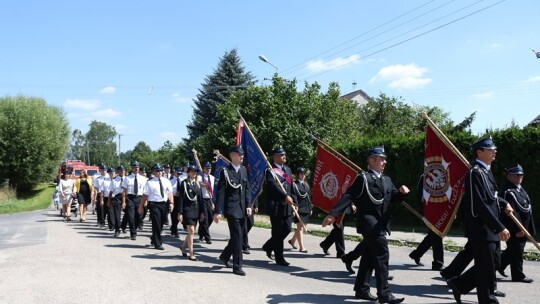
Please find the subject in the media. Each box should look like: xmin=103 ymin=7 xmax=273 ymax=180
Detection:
xmin=280 ymin=0 xmax=438 ymax=74
xmin=298 ymin=0 xmax=506 ymax=81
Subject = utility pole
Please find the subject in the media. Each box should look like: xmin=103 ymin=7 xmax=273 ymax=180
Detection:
xmin=118 ymin=134 xmax=123 ymax=165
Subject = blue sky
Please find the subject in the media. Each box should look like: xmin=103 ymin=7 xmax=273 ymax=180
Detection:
xmin=2 ymin=0 xmax=539 ymax=153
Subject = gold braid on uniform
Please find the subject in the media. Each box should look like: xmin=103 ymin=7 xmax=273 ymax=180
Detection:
xmin=223 ymin=169 xmax=242 ymax=189
xmin=361 ymin=172 xmax=384 ymax=205
xmin=183 ymin=181 xmax=198 ymax=202
xmin=505 ymin=190 xmax=531 ymax=212
xmin=470 ymin=165 xmax=498 ymax=218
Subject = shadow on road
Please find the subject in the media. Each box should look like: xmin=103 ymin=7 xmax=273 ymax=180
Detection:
xmin=266 ymin=293 xmax=352 ymax=304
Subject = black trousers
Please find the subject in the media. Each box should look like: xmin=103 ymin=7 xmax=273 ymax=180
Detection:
xmin=343 ymin=240 xmax=365 ymax=263
xmin=410 ymin=230 xmax=444 ymax=268
xmin=453 ymin=240 xmax=500 ymax=304
xmin=355 ymin=234 xmax=391 ymax=298
xmin=441 ymin=240 xmax=473 ymax=279
xmin=111 ymin=195 xmax=123 ymax=232
xmin=221 ymin=217 xmax=246 ymax=269
xmin=139 ymin=205 xmax=148 ymax=229
xmin=170 ymin=196 xmax=180 ymax=235
xmin=320 ymin=223 xmax=345 ymax=257
xmin=123 ymin=195 xmax=141 ymax=236
xmin=500 ymin=236 xmax=527 ymax=280
xmin=198 ymin=198 xmax=213 ymax=240
xmin=103 ymin=196 xmax=113 ymax=229
xmin=243 ymin=212 xmax=255 ymax=250
xmin=149 ymin=201 xmax=167 ymax=247
xmin=96 ymin=193 xmax=105 ymax=225
xmin=263 ymin=215 xmax=292 ymax=261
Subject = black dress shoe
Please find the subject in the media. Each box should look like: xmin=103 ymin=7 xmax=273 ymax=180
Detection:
xmin=432 ymin=264 xmax=444 ymax=271
xmin=114 ymin=231 xmax=120 ymax=237
xmin=264 ymin=249 xmax=273 ymax=260
xmin=243 ymin=249 xmax=250 ymax=254
xmin=493 ymin=290 xmax=506 ymax=297
xmin=319 ymin=243 xmax=330 ymax=255
xmin=497 ymin=268 xmax=508 ymax=277
xmin=219 ymin=257 xmax=233 ymax=268
xmin=447 ymin=277 xmax=462 ymax=304
xmin=513 ymin=277 xmax=534 ymax=283
xmin=378 ymin=294 xmax=404 ymax=304
xmin=341 ymin=255 xmax=355 ymax=274
xmin=408 ymin=252 xmax=424 ymax=266
xmin=122 ymin=228 xmax=126 ymax=234
xmin=355 ymin=291 xmax=377 ymax=301
xmin=288 ymin=240 xmax=297 ymax=249
xmin=130 ymin=235 xmax=136 ymax=240
xmin=205 ymin=239 xmax=212 ymax=244
xmin=276 ymin=260 xmax=290 ymax=266
xmin=388 ymin=275 xmax=394 ymax=281
xmin=233 ymin=268 xmax=246 ymax=276
xmin=155 ymin=245 xmax=164 ymax=250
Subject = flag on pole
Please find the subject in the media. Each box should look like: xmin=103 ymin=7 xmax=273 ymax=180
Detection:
xmin=311 ymin=143 xmax=358 ymax=214
xmin=422 ymin=122 xmax=469 ymax=237
xmin=236 ymin=120 xmax=266 ymax=204
xmin=212 ymin=156 xmax=229 ymax=203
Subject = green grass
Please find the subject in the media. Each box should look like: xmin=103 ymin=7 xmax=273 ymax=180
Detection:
xmin=0 ymin=183 xmax=56 ymax=214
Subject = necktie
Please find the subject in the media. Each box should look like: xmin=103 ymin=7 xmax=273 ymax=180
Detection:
xmin=176 ymin=178 xmax=180 ymax=194
xmin=159 ymin=178 xmax=164 ymax=199
xmin=134 ymin=175 xmax=138 ymax=195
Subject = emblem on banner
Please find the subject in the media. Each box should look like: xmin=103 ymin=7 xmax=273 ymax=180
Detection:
xmin=423 ymin=156 xmax=451 ymax=203
xmin=320 ymin=171 xmax=339 ymax=199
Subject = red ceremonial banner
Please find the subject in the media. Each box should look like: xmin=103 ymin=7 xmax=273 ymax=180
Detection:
xmin=422 ymin=123 xmax=469 ymax=237
xmin=312 ymin=144 xmax=358 ymax=214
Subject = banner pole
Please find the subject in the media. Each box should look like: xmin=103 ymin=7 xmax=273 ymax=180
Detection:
xmin=213 ymin=149 xmax=231 ymax=164
xmin=237 ymin=110 xmax=307 ymax=232
xmin=308 ymin=132 xmax=362 ymax=172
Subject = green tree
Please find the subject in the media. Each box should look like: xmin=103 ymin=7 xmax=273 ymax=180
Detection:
xmin=130 ymin=141 xmax=154 ymax=169
xmin=85 ymin=121 xmax=117 ymax=166
xmin=186 ymin=48 xmax=256 ymax=143
xmin=192 ymin=77 xmax=362 ymax=170
xmin=0 ymin=95 xmax=69 ymax=192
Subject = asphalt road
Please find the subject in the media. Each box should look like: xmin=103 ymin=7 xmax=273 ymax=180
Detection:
xmin=1 ymin=208 xmax=539 ymax=304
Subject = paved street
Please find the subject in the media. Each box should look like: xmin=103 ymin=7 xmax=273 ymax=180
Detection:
xmin=1 ymin=208 xmax=539 ymax=304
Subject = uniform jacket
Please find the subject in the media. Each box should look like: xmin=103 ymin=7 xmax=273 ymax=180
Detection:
xmin=216 ymin=164 xmax=251 ymax=219
xmin=265 ymin=163 xmax=297 ymax=217
xmin=503 ymin=182 xmax=536 ymax=236
xmin=178 ymin=179 xmax=203 ymax=219
xmin=330 ymin=170 xmax=404 ymax=236
xmin=461 ymin=161 xmax=508 ymax=241
xmin=293 ymin=180 xmax=312 ymax=215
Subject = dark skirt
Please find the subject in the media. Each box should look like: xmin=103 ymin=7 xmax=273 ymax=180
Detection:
xmin=183 ymin=217 xmax=199 ymax=226
xmin=77 ymin=191 xmax=92 ymax=205
xmin=294 ymin=213 xmax=310 ymax=224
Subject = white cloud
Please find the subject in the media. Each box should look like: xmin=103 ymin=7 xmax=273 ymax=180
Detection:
xmin=369 ymin=63 xmax=432 ymax=89
xmin=100 ymin=86 xmax=116 ymax=94
xmin=471 ymin=91 xmax=495 ymax=100
xmin=92 ymin=108 xmax=122 ymax=118
xmin=526 ymin=76 xmax=540 ymax=83
xmin=172 ymin=93 xmax=191 ymax=103
xmin=115 ymin=124 xmax=128 ymax=132
xmin=489 ymin=42 xmax=502 ymax=48
xmin=306 ymin=54 xmax=361 ymax=72
xmin=64 ymin=99 xmax=101 ymax=110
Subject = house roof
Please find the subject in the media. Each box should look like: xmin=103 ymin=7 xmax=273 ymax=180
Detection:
xmin=528 ymin=114 xmax=540 ymax=126
xmin=339 ymin=89 xmax=371 ymax=106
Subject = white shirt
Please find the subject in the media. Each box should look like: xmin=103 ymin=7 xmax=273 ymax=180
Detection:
xmin=143 ymin=177 xmax=173 ymax=202
xmin=109 ymin=175 xmax=124 ymax=197
xmin=122 ymin=173 xmax=144 ymax=195
xmin=171 ymin=175 xmax=187 ymax=196
xmin=199 ymin=173 xmax=215 ymax=199
xmin=100 ymin=176 xmax=113 ymax=197
xmin=476 ymin=159 xmax=491 ymax=170
xmin=94 ymin=173 xmax=107 ymax=193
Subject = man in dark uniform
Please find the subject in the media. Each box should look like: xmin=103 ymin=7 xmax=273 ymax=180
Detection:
xmin=499 ymin=164 xmax=535 ymax=283
xmin=447 ymin=137 xmax=513 ymax=304
xmin=323 ymin=146 xmax=409 ymax=304
xmin=214 ymin=145 xmax=252 ymax=276
xmin=170 ymin=166 xmax=184 ymax=238
xmin=262 ymin=146 xmax=296 ymax=266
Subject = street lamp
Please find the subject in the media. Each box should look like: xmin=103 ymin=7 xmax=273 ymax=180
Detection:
xmin=258 ymin=54 xmax=279 ymax=74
